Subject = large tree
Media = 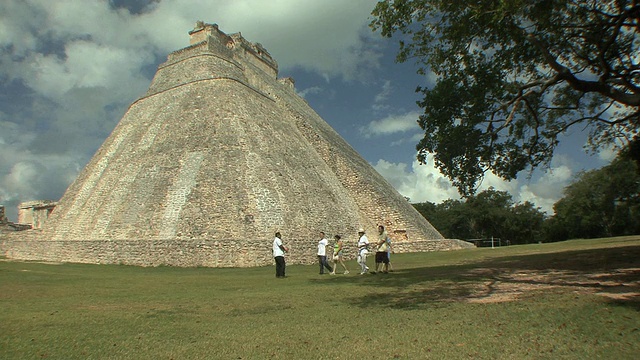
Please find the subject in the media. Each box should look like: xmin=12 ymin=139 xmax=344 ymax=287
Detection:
xmin=371 ymin=0 xmax=640 ymax=196
xmin=547 ymin=156 xmax=640 ymax=239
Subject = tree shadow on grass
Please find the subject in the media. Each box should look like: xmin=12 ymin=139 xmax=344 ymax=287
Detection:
xmin=324 ymin=245 xmax=640 ymax=311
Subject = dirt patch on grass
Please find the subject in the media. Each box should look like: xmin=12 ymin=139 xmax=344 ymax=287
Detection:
xmin=446 ymin=243 xmax=640 ymax=304
xmin=465 ymin=267 xmax=640 ymax=303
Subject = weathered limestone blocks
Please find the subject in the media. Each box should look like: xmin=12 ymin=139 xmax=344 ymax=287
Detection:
xmin=17 ymin=200 xmax=57 ymax=229
xmin=0 ymin=235 xmax=472 ymax=267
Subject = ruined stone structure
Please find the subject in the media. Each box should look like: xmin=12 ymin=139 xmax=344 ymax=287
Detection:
xmin=0 ymin=205 xmax=7 ymax=226
xmin=1 ymin=22 xmax=473 ymax=267
xmin=0 ymin=204 xmax=34 ymax=232
xmin=18 ymin=200 xmax=57 ymax=229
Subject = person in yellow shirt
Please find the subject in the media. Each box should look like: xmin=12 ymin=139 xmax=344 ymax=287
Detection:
xmin=373 ymin=225 xmax=390 ymax=274
xmin=330 ymin=235 xmax=349 ymax=275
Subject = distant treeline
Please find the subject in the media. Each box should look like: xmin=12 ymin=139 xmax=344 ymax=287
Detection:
xmin=413 ymin=157 xmax=640 ymax=244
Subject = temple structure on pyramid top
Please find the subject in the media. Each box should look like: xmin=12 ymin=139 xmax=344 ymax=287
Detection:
xmin=1 ymin=22 xmax=473 ymax=267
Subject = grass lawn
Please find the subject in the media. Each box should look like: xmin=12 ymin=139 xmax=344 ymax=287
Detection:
xmin=1 ymin=236 xmax=639 ymax=359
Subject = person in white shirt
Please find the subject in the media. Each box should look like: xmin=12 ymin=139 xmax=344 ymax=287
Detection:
xmin=317 ymin=231 xmax=333 ymax=275
xmin=273 ymin=232 xmax=288 ymax=278
xmin=356 ymin=228 xmax=370 ymax=275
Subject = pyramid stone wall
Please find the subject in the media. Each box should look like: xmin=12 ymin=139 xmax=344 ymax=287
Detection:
xmin=1 ymin=23 xmax=473 ymax=267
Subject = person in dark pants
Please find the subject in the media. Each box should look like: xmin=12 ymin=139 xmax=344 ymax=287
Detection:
xmin=373 ymin=225 xmax=390 ymax=274
xmin=317 ymin=231 xmax=333 ymax=274
xmin=273 ymin=232 xmax=288 ymax=278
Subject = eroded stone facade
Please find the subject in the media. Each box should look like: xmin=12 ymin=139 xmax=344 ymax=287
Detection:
xmin=18 ymin=200 xmax=57 ymax=229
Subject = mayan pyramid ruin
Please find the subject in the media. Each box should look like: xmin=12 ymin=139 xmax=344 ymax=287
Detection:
xmin=1 ymin=22 xmax=473 ymax=267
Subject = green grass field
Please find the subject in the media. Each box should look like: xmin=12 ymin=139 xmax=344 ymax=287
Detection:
xmin=1 ymin=236 xmax=639 ymax=359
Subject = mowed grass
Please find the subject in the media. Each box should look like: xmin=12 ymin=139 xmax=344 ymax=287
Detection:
xmin=1 ymin=236 xmax=639 ymax=359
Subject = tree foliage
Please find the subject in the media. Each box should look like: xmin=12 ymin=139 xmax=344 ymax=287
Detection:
xmin=547 ymin=156 xmax=640 ymax=240
xmin=371 ymin=0 xmax=640 ymax=196
xmin=415 ymin=158 xmax=639 ymax=244
xmin=414 ymin=188 xmax=546 ymax=244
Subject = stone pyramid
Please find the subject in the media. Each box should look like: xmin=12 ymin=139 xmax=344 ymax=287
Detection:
xmin=17 ymin=22 xmax=471 ymax=267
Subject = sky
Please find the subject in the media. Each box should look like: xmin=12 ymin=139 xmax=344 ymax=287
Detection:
xmin=0 ymin=0 xmax=613 ymax=222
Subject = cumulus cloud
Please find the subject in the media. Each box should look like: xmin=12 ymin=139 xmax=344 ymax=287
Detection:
xmin=0 ymin=119 xmax=83 ymax=221
xmin=361 ymin=111 xmax=421 ymax=138
xmin=373 ymin=158 xmax=461 ymax=204
xmin=156 ymin=0 xmax=383 ymax=79
xmin=297 ymin=86 xmax=324 ymax=99
xmin=372 ymin=80 xmax=392 ymax=112
xmin=374 ymin=154 xmax=577 ymax=215
xmin=374 ymin=80 xmax=392 ymax=104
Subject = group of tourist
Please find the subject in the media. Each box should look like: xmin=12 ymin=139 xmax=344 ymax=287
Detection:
xmin=354 ymin=225 xmax=394 ymax=275
xmin=272 ymin=226 xmax=394 ymax=278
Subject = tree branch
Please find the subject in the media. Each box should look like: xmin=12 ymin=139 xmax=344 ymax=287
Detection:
xmin=526 ymin=34 xmax=640 ymax=106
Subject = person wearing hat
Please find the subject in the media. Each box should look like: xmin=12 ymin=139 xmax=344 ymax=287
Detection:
xmin=356 ymin=228 xmax=370 ymax=275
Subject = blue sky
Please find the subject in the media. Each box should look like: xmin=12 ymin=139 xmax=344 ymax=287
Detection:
xmin=0 ymin=0 xmax=612 ymax=222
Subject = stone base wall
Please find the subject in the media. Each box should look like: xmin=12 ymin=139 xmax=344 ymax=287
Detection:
xmin=391 ymin=239 xmax=476 ymax=252
xmin=1 ymin=233 xmax=474 ymax=268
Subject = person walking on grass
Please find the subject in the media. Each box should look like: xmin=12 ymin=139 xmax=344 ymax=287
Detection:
xmin=317 ymin=231 xmax=333 ymax=275
xmin=373 ymin=225 xmax=390 ymax=274
xmin=356 ymin=228 xmax=370 ymax=275
xmin=330 ymin=234 xmax=349 ymax=275
xmin=386 ymin=235 xmax=394 ymax=272
xmin=273 ymin=232 xmax=288 ymax=278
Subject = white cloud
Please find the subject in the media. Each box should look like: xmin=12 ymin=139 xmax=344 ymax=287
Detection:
xmin=3 ymin=0 xmax=382 ymax=95
xmin=146 ymin=0 xmax=383 ymax=79
xmin=372 ymin=80 xmax=392 ymax=111
xmin=374 ymin=80 xmax=392 ymax=103
xmin=297 ymin=86 xmax=324 ymax=99
xmin=373 ymin=158 xmax=461 ymax=204
xmin=597 ymin=143 xmax=619 ymax=162
xmin=374 ymin=154 xmax=578 ymax=215
xmin=361 ymin=111 xmax=421 ymax=138
xmin=0 ymin=120 xmax=83 ymax=221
